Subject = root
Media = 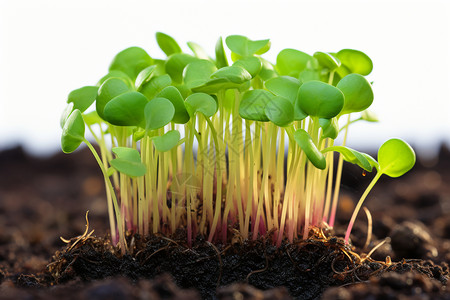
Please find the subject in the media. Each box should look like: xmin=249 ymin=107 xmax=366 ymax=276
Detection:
xmin=141 ymin=246 xmax=170 ymax=265
xmin=363 ymin=206 xmax=373 ymax=250
xmin=245 ymin=253 xmax=269 ymax=283
xmin=360 ymin=237 xmax=390 ymax=263
xmin=60 ymin=211 xmax=95 ymax=252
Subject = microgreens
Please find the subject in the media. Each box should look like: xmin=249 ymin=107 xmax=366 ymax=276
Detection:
xmin=61 ymin=32 xmax=415 ymax=253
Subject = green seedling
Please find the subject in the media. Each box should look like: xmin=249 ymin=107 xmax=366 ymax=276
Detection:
xmin=61 ymin=32 xmax=415 ymax=253
xmin=343 ymin=138 xmax=415 ymax=244
xmin=110 ymin=147 xmax=147 ymax=177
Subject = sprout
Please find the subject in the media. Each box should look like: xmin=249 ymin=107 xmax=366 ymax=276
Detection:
xmin=67 ymin=86 xmax=99 ymax=113
xmin=156 ymin=32 xmax=182 ymax=56
xmin=153 ymin=130 xmax=181 ymax=152
xmin=144 ymin=97 xmax=175 ymax=130
xmin=103 ymin=91 xmax=148 ymax=126
xmin=61 ymin=109 xmax=85 ymax=154
xmin=110 ymin=147 xmax=147 ymax=177
xmin=344 ymin=138 xmax=415 ymax=244
xmin=60 ymin=32 xmax=415 ymax=253
xmin=109 ymin=47 xmax=153 ymax=81
xmin=276 ymin=48 xmax=311 ymax=77
xmin=225 ymin=35 xmax=271 ymax=58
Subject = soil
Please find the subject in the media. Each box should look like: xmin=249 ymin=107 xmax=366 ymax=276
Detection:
xmin=0 ymin=144 xmax=449 ymax=299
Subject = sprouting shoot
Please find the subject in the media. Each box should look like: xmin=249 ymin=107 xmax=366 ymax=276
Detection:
xmin=61 ymin=33 xmax=415 ymax=253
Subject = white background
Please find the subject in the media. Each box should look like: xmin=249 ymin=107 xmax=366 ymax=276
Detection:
xmin=1 ymin=0 xmax=449 ymax=158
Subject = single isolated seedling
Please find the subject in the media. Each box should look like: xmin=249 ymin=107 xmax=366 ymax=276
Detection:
xmin=60 ymin=33 xmax=415 ymax=254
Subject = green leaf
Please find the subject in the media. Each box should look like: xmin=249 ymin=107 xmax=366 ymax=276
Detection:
xmin=183 ymin=60 xmax=217 ymax=89
xmin=319 ymin=118 xmax=339 ymax=139
xmin=109 ymin=46 xmax=153 ymax=81
xmin=156 ymin=32 xmax=182 ymax=56
xmin=60 ymin=102 xmax=74 ymax=128
xmin=297 ymin=81 xmax=344 ymax=118
xmin=335 ymin=65 xmax=351 ymax=80
xmin=187 ymin=41 xmax=210 ymax=60
xmin=239 ymin=89 xmax=273 ymax=121
xmin=61 ymin=109 xmax=85 ymax=153
xmin=190 ymin=65 xmax=252 ymax=93
xmin=264 ymin=96 xmax=294 ymax=127
xmin=313 ymin=51 xmax=340 ymax=71
xmin=215 ymin=37 xmax=229 ymax=68
xmin=238 ymin=81 xmax=251 ymax=92
xmin=96 ymin=77 xmax=131 ymax=120
xmin=185 ymin=93 xmax=218 ymax=117
xmin=112 ymin=147 xmax=141 ymax=161
xmin=336 ymin=49 xmax=373 ymax=76
xmin=135 ymin=65 xmax=157 ymax=90
xmin=140 ymin=74 xmax=172 ymax=100
xmin=265 ymin=76 xmax=300 ymax=102
xmin=225 ymin=35 xmax=270 ymax=57
xmin=299 ymin=69 xmax=321 ymax=83
xmin=322 ymin=146 xmax=373 ymax=172
xmin=294 ymin=129 xmax=326 ymax=170
xmin=361 ymin=110 xmax=379 ymax=122
xmin=110 ymin=147 xmax=146 ymax=177
xmin=254 ymin=41 xmax=271 ymax=55
xmin=264 ymin=76 xmax=306 ymax=120
xmin=337 ymin=74 xmax=374 ymax=115
xmin=363 ymin=153 xmax=380 ymax=171
xmin=174 ymin=84 xmax=190 ymax=99
xmin=211 ymin=66 xmax=252 ymax=84
xmin=133 ymin=130 xmax=146 ymax=142
xmin=276 ymin=49 xmax=312 ymax=77
xmin=191 ymin=77 xmax=245 ymax=94
xmin=144 ymin=97 xmax=175 ymax=130
xmin=67 ymin=86 xmax=99 ymax=112
xmin=82 ymin=110 xmax=103 ymax=125
xmin=98 ymin=70 xmax=134 ymax=88
xmin=153 ymin=130 xmax=181 ymax=152
xmin=378 ymin=138 xmax=415 ymax=177
xmin=103 ymin=92 xmax=148 ymax=126
xmin=259 ymin=58 xmax=277 ymax=81
xmin=152 ymin=59 xmax=167 ymax=76
xmin=157 ymin=86 xmax=190 ymax=124
xmin=232 ymin=56 xmax=262 ymax=78
xmin=106 ymin=167 xmax=116 ymax=178
xmin=165 ymin=53 xmax=198 ymax=83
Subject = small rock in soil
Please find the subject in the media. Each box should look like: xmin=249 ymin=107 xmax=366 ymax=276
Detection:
xmin=390 ymin=221 xmax=438 ymax=259
xmin=371 ymin=214 xmax=395 ymax=240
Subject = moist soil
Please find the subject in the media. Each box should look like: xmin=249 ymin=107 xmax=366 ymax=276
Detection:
xmin=0 ymin=144 xmax=449 ymax=299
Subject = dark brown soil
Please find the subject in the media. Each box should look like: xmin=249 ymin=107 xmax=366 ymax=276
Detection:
xmin=0 ymin=144 xmax=449 ymax=299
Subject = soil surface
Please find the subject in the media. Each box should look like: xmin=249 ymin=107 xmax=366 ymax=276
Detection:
xmin=0 ymin=144 xmax=449 ymax=299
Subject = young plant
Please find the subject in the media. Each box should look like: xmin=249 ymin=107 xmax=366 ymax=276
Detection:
xmin=341 ymin=138 xmax=415 ymax=243
xmin=60 ymin=33 xmax=415 ymax=253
